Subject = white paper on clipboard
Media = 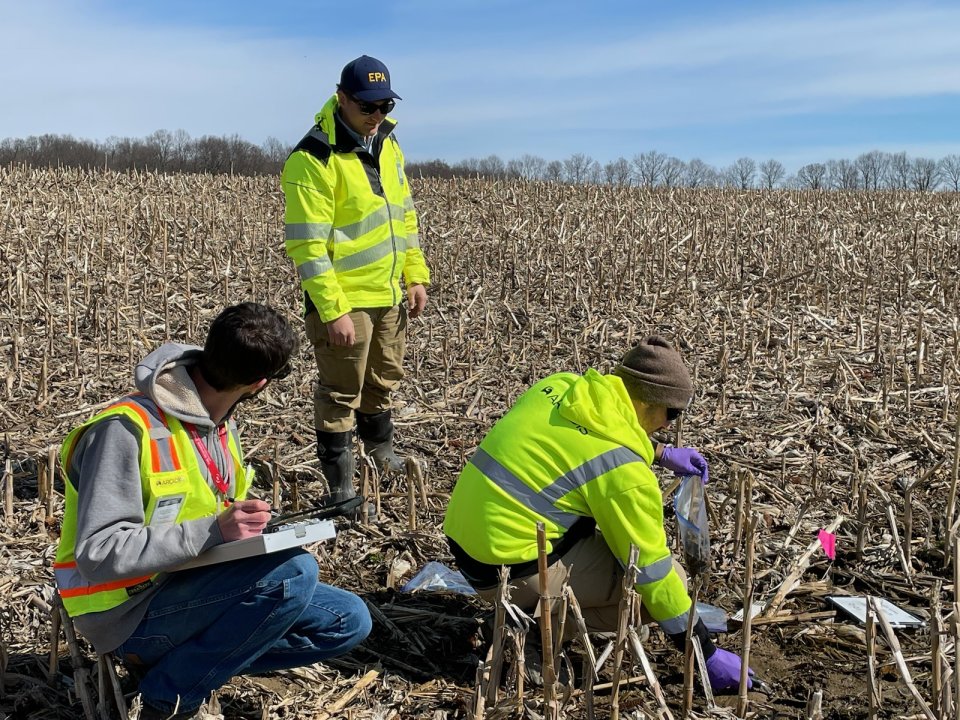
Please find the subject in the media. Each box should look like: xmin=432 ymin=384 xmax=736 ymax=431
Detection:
xmin=826 ymin=595 xmax=925 ymax=628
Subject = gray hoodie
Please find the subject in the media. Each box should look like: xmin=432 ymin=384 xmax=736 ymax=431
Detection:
xmin=69 ymin=343 xmax=241 ymax=653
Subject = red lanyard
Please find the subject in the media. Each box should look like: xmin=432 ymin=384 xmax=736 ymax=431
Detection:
xmin=185 ymin=423 xmax=231 ymax=498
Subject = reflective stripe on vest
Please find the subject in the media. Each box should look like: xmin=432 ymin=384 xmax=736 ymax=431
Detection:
xmin=54 ymin=561 xmax=153 ymax=600
xmin=59 ymin=397 xmax=182 ymax=476
xmin=54 ymin=397 xmax=179 ymax=613
xmin=118 ymin=396 xmax=182 ymax=473
xmin=55 ymin=394 xmax=245 ymax=617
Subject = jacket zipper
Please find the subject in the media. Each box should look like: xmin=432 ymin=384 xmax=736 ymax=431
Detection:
xmin=375 ymin=165 xmax=399 ymax=307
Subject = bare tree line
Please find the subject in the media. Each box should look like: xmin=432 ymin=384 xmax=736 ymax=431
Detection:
xmin=410 ymin=149 xmax=960 ymax=192
xmin=2 ymin=130 xmax=959 ymax=192
xmin=0 ymin=130 xmax=290 ymax=175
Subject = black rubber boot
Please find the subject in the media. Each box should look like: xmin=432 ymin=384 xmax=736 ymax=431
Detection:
xmin=316 ymin=429 xmax=356 ymax=502
xmin=356 ymin=410 xmax=404 ymax=473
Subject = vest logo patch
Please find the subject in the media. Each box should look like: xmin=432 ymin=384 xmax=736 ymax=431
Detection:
xmin=155 ymin=473 xmax=186 ymax=487
xmin=126 ymin=579 xmax=153 ymax=597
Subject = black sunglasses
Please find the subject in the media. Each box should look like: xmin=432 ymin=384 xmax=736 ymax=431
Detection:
xmin=666 ymin=407 xmax=683 ymax=423
xmin=350 ymin=95 xmax=395 ymax=116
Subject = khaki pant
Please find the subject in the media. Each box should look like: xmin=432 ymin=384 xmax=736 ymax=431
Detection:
xmin=305 ymin=305 xmax=407 ymax=433
xmin=478 ymin=533 xmax=687 ymax=639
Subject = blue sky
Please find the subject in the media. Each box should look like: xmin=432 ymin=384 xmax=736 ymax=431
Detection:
xmin=2 ymin=0 xmax=958 ymax=172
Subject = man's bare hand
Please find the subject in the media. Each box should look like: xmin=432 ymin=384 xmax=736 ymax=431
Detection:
xmin=407 ymin=284 xmax=428 ymax=319
xmin=326 ymin=314 xmax=356 ymax=346
xmin=217 ymin=499 xmax=272 ymax=541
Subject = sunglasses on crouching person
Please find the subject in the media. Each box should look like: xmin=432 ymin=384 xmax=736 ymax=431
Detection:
xmin=666 ymin=407 xmax=683 ymax=423
xmin=349 ymin=95 xmax=396 ymax=116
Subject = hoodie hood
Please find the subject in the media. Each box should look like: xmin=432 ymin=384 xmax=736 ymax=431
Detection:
xmin=134 ymin=343 xmax=214 ymax=428
xmin=558 ymin=369 xmax=655 ymax=463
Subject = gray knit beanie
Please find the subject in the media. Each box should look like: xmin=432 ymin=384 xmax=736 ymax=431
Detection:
xmin=613 ymin=335 xmax=693 ymax=409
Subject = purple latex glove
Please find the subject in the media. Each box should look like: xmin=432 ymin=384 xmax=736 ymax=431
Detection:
xmin=705 ymin=648 xmax=753 ymax=692
xmin=658 ymin=445 xmax=710 ymax=484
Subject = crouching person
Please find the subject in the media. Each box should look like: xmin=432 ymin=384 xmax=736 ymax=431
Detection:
xmin=443 ymin=335 xmax=751 ymax=692
xmin=54 ymin=303 xmax=371 ymax=720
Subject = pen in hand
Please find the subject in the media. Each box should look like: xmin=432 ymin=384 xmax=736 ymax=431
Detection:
xmin=225 ymin=497 xmax=280 ymax=515
xmin=218 ymin=498 xmax=273 ymax=541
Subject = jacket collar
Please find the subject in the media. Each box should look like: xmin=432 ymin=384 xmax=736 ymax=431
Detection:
xmin=315 ymin=94 xmax=397 ymax=155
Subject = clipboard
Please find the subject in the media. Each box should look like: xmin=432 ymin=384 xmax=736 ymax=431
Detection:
xmin=173 ymin=496 xmax=360 ymax=571
xmin=174 ymin=517 xmax=337 ymax=570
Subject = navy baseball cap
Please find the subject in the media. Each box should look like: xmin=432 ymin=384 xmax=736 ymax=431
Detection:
xmin=339 ymin=55 xmax=402 ymax=101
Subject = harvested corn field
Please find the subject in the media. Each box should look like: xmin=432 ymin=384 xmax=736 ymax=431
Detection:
xmin=1 ymin=165 xmax=960 ymax=719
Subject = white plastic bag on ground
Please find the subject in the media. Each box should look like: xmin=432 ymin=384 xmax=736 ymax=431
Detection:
xmin=401 ymin=561 xmax=477 ymax=594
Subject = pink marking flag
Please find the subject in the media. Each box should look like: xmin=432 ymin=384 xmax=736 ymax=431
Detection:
xmin=817 ymin=529 xmax=836 ymax=560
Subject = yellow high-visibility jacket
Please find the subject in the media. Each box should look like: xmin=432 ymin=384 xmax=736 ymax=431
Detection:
xmin=54 ymin=394 xmax=248 ymax=617
xmin=282 ymin=95 xmax=430 ymax=322
xmin=443 ymin=370 xmax=692 ymax=634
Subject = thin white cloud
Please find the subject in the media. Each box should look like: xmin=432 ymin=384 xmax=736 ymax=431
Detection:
xmin=397 ymin=2 xmax=960 ymax=122
xmin=0 ymin=1 xmax=346 ymax=141
xmin=1 ymin=0 xmax=958 ymax=166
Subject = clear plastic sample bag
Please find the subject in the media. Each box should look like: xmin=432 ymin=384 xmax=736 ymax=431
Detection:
xmin=673 ymin=474 xmax=711 ymax=576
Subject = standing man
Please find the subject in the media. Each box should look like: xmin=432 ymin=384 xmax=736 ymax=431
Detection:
xmin=282 ymin=55 xmax=430 ymax=504
xmin=55 ymin=304 xmax=371 ymax=720
xmin=443 ymin=336 xmax=751 ymax=692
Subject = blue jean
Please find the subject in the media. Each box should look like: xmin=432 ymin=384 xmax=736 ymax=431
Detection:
xmin=117 ymin=549 xmax=371 ymax=715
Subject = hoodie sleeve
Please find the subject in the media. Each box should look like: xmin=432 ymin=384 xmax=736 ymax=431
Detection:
xmin=70 ymin=417 xmax=224 ymax=581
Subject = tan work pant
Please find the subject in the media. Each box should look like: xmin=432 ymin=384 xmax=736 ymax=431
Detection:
xmin=305 ymin=304 xmax=407 ymax=433
xmin=477 ymin=533 xmax=687 ymax=640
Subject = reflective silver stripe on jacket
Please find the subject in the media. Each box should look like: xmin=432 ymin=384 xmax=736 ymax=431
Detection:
xmin=334 ymin=236 xmax=407 ymax=274
xmin=658 ymin=607 xmax=696 ymax=635
xmin=468 ymin=448 xmax=580 ymax=529
xmin=389 ymin=202 xmax=407 ymax=221
xmin=634 ymin=555 xmax=674 ymax=585
xmin=470 ymin=445 xmax=646 ymax=529
xmin=285 ymin=222 xmax=332 ymax=241
xmin=298 ymin=256 xmax=333 ymax=280
xmin=332 ymin=206 xmax=391 ymax=243
xmin=540 ymin=446 xmax=645 ymax=505
xmin=468 ymin=439 xmax=668 ymax=585
xmin=406 ymin=232 xmax=421 ymax=249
